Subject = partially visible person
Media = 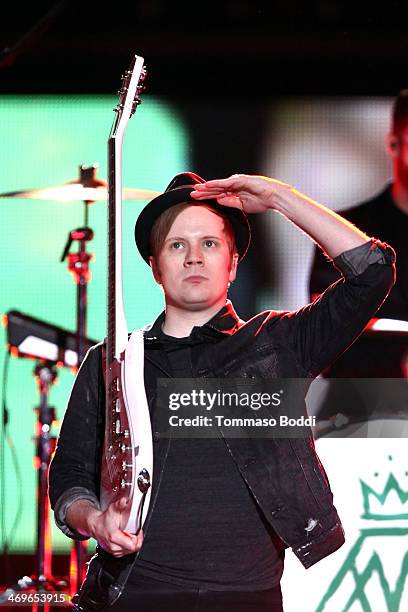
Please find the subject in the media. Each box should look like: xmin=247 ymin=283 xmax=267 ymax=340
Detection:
xmin=308 ymin=89 xmax=408 ymax=422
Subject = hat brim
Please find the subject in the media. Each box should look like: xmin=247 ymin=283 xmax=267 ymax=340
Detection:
xmin=135 ymin=185 xmax=251 ymax=264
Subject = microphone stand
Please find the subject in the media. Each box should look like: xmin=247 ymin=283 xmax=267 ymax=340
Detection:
xmin=60 ymin=166 xmax=96 ymax=598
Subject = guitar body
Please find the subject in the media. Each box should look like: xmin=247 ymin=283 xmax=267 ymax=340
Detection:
xmin=100 ymin=55 xmax=153 ymax=534
xmin=100 ymin=332 xmax=153 ymax=532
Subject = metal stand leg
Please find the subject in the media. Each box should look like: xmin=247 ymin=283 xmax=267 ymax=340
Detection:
xmin=0 ymin=362 xmax=68 ymax=611
xmin=60 ymin=167 xmax=97 ymax=597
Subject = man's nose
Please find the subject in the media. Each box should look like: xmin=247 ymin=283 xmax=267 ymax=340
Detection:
xmin=184 ymin=244 xmax=203 ymax=266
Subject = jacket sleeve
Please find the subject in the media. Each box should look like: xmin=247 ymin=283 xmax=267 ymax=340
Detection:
xmin=308 ymin=244 xmax=342 ymax=299
xmin=48 ymin=342 xmax=104 ymax=540
xmin=284 ymin=238 xmax=396 ymax=377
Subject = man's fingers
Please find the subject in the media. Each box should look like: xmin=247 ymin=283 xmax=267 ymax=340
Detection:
xmin=191 ymin=188 xmax=228 ymax=199
xmin=102 ymin=497 xmax=129 ymax=531
xmin=215 ymin=195 xmax=243 ymax=209
xmin=194 ymin=175 xmax=244 ymax=190
xmin=191 ymin=190 xmax=243 ymax=209
xmin=190 ymin=188 xmax=245 ymax=211
xmin=191 ymin=188 xmax=242 ymax=200
xmin=124 ymin=529 xmax=144 ymax=548
xmin=100 ymin=529 xmax=142 ymax=556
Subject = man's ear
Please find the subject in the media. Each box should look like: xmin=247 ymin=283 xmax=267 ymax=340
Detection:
xmin=149 ymin=256 xmax=162 ymax=284
xmin=229 ymin=252 xmax=239 ymax=283
xmin=386 ymin=132 xmax=399 ymax=158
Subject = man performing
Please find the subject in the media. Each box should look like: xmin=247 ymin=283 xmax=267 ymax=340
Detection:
xmin=49 ymin=172 xmax=395 ymax=611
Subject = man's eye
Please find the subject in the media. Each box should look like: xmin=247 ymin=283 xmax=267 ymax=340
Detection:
xmin=171 ymin=241 xmax=183 ymax=249
xmin=204 ymin=240 xmax=216 ymax=247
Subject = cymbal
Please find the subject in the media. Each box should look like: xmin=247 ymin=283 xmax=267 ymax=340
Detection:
xmin=0 ymin=182 xmax=161 ymax=202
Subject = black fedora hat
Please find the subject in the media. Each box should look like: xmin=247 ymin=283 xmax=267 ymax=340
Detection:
xmin=135 ymin=171 xmax=251 ymax=264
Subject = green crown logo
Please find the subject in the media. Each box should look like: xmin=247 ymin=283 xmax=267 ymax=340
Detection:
xmin=360 ymin=473 xmax=408 ymax=520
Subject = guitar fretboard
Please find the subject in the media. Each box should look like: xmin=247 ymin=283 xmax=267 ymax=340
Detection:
xmin=107 ymin=136 xmax=117 ymax=364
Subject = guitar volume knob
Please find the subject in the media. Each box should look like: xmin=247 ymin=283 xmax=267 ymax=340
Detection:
xmin=137 ymin=468 xmax=151 ymax=493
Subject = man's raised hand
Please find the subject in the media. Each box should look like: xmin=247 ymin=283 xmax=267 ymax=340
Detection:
xmin=190 ymin=174 xmax=289 ymax=214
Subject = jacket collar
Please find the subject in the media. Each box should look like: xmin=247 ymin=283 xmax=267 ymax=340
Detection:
xmin=204 ymin=300 xmax=245 ymax=336
xmin=144 ymin=300 xmax=244 ymax=344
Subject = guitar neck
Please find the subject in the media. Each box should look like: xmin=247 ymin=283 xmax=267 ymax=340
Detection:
xmin=107 ymin=135 xmax=128 ymax=361
xmin=107 ymin=54 xmax=146 ymax=362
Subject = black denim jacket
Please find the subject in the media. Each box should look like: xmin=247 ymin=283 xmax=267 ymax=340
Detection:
xmin=48 ymin=239 xmax=395 ymax=609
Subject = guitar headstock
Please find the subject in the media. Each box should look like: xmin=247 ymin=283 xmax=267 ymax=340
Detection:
xmin=113 ymin=54 xmax=147 ymax=126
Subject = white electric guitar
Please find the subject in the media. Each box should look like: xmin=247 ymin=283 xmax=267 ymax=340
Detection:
xmin=100 ymin=55 xmax=153 ymax=533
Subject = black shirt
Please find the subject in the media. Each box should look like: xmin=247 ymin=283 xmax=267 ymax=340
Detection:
xmin=130 ymin=325 xmax=284 ymax=591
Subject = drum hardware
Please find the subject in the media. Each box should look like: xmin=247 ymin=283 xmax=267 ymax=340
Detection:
xmin=0 ymin=163 xmax=160 ymax=208
xmin=0 ymin=361 xmax=67 ymax=611
xmin=1 ymin=313 xmax=98 ymax=607
xmin=4 ymin=310 xmax=97 ymax=367
xmin=59 ymin=165 xmax=99 ymax=596
xmin=0 ymin=161 xmax=158 ymax=602
xmin=1 ymin=200 xmax=97 ymax=596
